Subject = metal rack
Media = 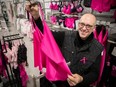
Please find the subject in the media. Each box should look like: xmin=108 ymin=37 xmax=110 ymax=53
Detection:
xmin=0 ymin=34 xmax=23 ymax=87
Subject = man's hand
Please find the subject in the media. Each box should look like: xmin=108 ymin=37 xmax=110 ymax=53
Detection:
xmin=25 ymin=1 xmax=31 ymax=12
xmin=67 ymin=74 xmax=83 ymax=86
xmin=25 ymin=1 xmax=40 ymax=20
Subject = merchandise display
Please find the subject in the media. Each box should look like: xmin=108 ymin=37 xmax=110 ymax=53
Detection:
xmin=0 ymin=0 xmax=116 ymax=87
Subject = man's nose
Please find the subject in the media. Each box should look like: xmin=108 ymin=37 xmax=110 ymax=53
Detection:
xmin=82 ymin=25 xmax=86 ymax=30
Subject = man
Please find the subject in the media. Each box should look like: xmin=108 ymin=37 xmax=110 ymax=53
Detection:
xmin=58 ymin=13 xmax=103 ymax=87
xmin=25 ymin=1 xmax=103 ymax=86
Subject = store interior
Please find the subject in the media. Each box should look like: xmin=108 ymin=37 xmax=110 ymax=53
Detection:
xmin=0 ymin=0 xmax=116 ymax=87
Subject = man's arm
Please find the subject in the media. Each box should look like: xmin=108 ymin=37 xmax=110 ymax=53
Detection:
xmin=79 ymin=54 xmax=101 ymax=86
xmin=67 ymin=54 xmax=101 ymax=86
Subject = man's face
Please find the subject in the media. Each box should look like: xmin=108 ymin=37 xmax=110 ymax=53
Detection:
xmin=78 ymin=15 xmax=96 ymax=40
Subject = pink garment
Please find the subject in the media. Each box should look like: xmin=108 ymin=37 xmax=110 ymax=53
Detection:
xmin=93 ymin=26 xmax=108 ymax=84
xmin=50 ymin=16 xmax=57 ymax=24
xmin=54 ymin=3 xmax=59 ymax=10
xmin=32 ymin=4 xmax=72 ymax=81
xmin=19 ymin=64 xmax=28 ymax=87
xmin=4 ymin=47 xmax=12 ymax=63
xmin=0 ymin=52 xmax=5 ymax=75
xmin=50 ymin=2 xmax=54 ymax=9
xmin=65 ymin=4 xmax=71 ymax=14
xmin=65 ymin=17 xmax=78 ymax=29
xmin=49 ymin=2 xmax=59 ymax=10
xmin=98 ymin=28 xmax=108 ymax=82
xmin=11 ymin=45 xmax=18 ymax=69
xmin=33 ymin=20 xmax=72 ymax=81
xmin=62 ymin=5 xmax=67 ymax=14
xmin=0 ymin=51 xmax=7 ymax=77
xmin=4 ymin=41 xmax=19 ymax=69
xmin=91 ymin=0 xmax=111 ymax=12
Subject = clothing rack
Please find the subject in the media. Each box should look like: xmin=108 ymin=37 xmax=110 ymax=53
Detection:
xmin=96 ymin=20 xmax=111 ymax=26
xmin=3 ymin=34 xmax=23 ymax=53
xmin=0 ymin=40 xmax=13 ymax=87
xmin=0 ymin=33 xmax=23 ymax=87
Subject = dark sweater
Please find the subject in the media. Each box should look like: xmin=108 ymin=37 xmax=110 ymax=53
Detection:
xmin=34 ymin=17 xmax=43 ymax=33
xmin=58 ymin=31 xmax=104 ymax=87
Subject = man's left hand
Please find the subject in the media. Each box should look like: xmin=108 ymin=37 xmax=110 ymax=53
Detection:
xmin=67 ymin=74 xmax=83 ymax=86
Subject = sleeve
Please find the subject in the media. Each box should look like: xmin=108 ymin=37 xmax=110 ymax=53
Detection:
xmin=78 ymin=54 xmax=101 ymax=86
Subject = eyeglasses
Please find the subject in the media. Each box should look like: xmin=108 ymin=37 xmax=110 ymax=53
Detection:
xmin=78 ymin=22 xmax=94 ymax=29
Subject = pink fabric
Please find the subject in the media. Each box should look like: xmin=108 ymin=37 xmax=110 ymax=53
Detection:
xmin=50 ymin=16 xmax=57 ymax=24
xmin=54 ymin=3 xmax=59 ymax=10
xmin=100 ymin=29 xmax=108 ymax=82
xmin=32 ymin=4 xmax=72 ymax=81
xmin=19 ymin=64 xmax=28 ymax=87
xmin=65 ymin=4 xmax=71 ymax=14
xmin=93 ymin=26 xmax=108 ymax=84
xmin=65 ymin=17 xmax=78 ymax=29
xmin=62 ymin=3 xmax=71 ymax=14
xmin=50 ymin=2 xmax=59 ymax=10
xmin=33 ymin=20 xmax=72 ymax=81
xmin=4 ymin=41 xmax=19 ymax=69
xmin=50 ymin=2 xmax=54 ymax=9
xmin=0 ymin=52 xmax=6 ymax=75
xmin=62 ymin=5 xmax=67 ymax=14
xmin=91 ymin=0 xmax=111 ymax=12
xmin=0 ymin=51 xmax=7 ymax=77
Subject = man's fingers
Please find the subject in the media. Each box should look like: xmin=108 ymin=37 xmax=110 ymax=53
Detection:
xmin=67 ymin=78 xmax=76 ymax=86
xmin=68 ymin=75 xmax=75 ymax=81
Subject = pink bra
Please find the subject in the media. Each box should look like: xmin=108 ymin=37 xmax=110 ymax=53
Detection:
xmin=62 ymin=4 xmax=71 ymax=14
xmin=50 ymin=15 xmax=57 ymax=24
xmin=50 ymin=2 xmax=59 ymax=10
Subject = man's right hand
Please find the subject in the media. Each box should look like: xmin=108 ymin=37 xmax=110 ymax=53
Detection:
xmin=25 ymin=1 xmax=31 ymax=12
xmin=25 ymin=1 xmax=40 ymax=20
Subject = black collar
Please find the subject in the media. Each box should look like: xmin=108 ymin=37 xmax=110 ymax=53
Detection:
xmin=74 ymin=32 xmax=94 ymax=48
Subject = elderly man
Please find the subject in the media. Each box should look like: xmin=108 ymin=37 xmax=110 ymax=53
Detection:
xmin=59 ymin=13 xmax=103 ymax=87
xmin=25 ymin=1 xmax=103 ymax=86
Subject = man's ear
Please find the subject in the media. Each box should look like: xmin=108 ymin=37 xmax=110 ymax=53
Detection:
xmin=93 ymin=25 xmax=96 ymax=30
xmin=93 ymin=25 xmax=96 ymax=32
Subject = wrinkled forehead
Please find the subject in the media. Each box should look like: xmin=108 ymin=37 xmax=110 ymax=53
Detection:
xmin=79 ymin=15 xmax=96 ymax=25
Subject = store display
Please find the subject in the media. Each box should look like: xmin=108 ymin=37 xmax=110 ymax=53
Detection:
xmin=0 ymin=0 xmax=116 ymax=87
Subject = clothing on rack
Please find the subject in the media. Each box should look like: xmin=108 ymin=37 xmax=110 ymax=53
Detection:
xmin=0 ymin=34 xmax=28 ymax=87
xmin=99 ymin=33 xmax=116 ymax=87
xmin=91 ymin=0 xmax=115 ymax=12
xmin=93 ymin=25 xmax=108 ymax=86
